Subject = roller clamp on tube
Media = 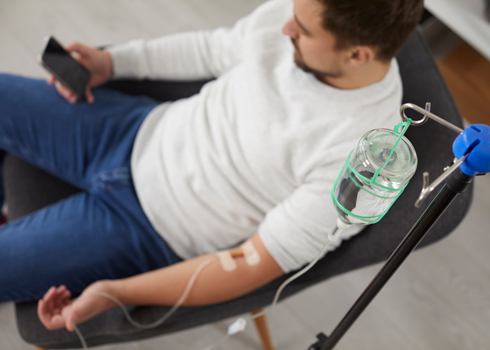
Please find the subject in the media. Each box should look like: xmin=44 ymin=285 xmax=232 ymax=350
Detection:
xmin=401 ymin=103 xmax=490 ymax=207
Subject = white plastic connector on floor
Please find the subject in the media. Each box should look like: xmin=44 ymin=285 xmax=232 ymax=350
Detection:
xmin=227 ymin=317 xmax=247 ymax=335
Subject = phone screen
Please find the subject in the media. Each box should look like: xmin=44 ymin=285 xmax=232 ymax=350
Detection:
xmin=41 ymin=37 xmax=91 ymax=99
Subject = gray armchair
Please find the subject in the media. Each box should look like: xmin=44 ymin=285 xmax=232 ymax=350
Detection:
xmin=4 ymin=29 xmax=472 ymax=349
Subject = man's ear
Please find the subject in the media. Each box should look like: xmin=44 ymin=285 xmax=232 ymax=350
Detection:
xmin=348 ymin=46 xmax=375 ymax=67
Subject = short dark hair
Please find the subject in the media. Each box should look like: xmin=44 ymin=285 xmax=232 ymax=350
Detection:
xmin=317 ymin=0 xmax=424 ymax=61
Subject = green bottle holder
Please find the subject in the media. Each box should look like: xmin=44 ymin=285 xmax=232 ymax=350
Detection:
xmin=331 ymin=119 xmax=413 ymax=225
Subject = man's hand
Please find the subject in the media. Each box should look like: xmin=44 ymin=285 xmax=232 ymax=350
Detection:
xmin=38 ymin=281 xmax=117 ymax=332
xmin=47 ymin=42 xmax=113 ymax=104
xmin=37 ymin=285 xmax=73 ymax=330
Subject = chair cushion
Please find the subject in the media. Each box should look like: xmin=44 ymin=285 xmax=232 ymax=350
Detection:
xmin=7 ymin=29 xmax=473 ymax=348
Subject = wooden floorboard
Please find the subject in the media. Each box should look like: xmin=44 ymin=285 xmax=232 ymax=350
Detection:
xmin=438 ymin=42 xmax=490 ymax=125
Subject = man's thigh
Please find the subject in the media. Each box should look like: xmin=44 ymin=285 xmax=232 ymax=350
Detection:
xmin=0 ymin=73 xmax=159 ymax=190
xmin=0 ymin=189 xmax=176 ymax=303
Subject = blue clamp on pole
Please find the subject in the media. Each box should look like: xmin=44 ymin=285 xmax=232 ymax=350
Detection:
xmin=453 ymin=124 xmax=490 ymax=176
xmin=400 ymin=103 xmax=485 ymax=207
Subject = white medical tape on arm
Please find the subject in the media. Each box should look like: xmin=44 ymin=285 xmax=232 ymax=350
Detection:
xmin=217 ymin=251 xmax=237 ymax=271
xmin=242 ymin=241 xmax=260 ymax=266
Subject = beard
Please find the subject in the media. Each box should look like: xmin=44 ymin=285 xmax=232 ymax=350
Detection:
xmin=291 ymin=39 xmax=343 ymax=79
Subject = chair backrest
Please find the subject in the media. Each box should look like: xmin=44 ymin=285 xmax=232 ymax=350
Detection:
xmin=12 ymin=29 xmax=473 ymax=349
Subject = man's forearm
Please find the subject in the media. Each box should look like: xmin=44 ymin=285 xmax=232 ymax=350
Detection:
xmin=109 ymin=235 xmax=283 ymax=306
xmin=39 ymin=235 xmax=283 ymax=331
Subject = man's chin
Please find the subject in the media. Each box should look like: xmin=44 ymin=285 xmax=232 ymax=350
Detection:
xmin=294 ymin=58 xmax=303 ymax=69
xmin=294 ymin=57 xmax=311 ymax=73
xmin=294 ymin=58 xmax=318 ymax=75
xmin=294 ymin=58 xmax=343 ymax=79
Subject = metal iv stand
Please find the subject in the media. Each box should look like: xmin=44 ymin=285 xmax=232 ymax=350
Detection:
xmin=308 ymin=103 xmax=490 ymax=350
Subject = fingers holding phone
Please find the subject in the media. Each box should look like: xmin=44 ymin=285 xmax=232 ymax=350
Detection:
xmin=40 ymin=37 xmax=113 ymax=104
xmin=47 ymin=74 xmax=82 ymax=104
xmin=65 ymin=42 xmax=113 ymax=92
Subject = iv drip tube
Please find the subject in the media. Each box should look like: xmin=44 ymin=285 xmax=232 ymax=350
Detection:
xmin=253 ymin=224 xmax=344 ymax=320
xmin=72 ymin=224 xmax=344 ymax=350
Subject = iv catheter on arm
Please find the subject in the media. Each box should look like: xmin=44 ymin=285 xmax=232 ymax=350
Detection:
xmin=94 ymin=234 xmax=283 ymax=307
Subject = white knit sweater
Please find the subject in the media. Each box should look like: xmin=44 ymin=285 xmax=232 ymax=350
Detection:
xmin=108 ymin=0 xmax=402 ymax=273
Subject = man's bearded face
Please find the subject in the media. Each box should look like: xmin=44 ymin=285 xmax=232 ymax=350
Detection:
xmin=282 ymin=0 xmax=348 ymax=81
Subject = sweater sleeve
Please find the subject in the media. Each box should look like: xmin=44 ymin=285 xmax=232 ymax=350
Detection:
xmin=258 ymin=175 xmax=364 ymax=274
xmin=107 ymin=14 xmax=252 ymax=81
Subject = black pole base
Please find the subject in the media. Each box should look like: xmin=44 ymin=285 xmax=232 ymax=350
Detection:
xmin=308 ymin=333 xmax=328 ymax=350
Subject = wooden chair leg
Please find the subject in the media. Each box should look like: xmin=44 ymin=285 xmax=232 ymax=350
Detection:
xmin=252 ymin=309 xmax=274 ymax=350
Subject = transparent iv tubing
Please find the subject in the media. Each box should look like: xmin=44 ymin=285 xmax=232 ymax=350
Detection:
xmin=252 ymin=224 xmax=344 ymax=320
xmin=73 ymin=225 xmax=345 ymax=350
xmin=74 ymin=257 xmax=216 ymax=350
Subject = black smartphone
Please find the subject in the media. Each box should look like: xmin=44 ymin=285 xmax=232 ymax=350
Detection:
xmin=39 ymin=36 xmax=91 ymax=99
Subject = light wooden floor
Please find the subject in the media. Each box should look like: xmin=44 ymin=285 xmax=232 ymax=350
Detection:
xmin=438 ymin=42 xmax=490 ymax=125
xmin=1 ymin=1 xmax=490 ymax=349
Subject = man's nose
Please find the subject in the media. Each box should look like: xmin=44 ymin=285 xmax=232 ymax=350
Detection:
xmin=282 ymin=17 xmax=299 ymax=39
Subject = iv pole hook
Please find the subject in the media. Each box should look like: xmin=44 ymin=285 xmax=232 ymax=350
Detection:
xmin=399 ymin=103 xmax=465 ymax=207
xmin=400 ymin=103 xmax=463 ymax=134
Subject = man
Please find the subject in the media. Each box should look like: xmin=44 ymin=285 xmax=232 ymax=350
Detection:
xmin=0 ymin=0 xmax=423 ymax=331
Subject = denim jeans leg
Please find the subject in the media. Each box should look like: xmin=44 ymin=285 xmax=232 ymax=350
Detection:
xmin=0 ymin=73 xmax=159 ymax=190
xmin=0 ymin=151 xmax=4 ymax=212
xmin=0 ymin=186 xmax=181 ymax=303
xmin=0 ymin=74 xmax=183 ymax=302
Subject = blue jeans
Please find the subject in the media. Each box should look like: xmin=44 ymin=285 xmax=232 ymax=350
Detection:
xmin=0 ymin=74 xmax=182 ymax=303
xmin=0 ymin=151 xmax=3 ymax=213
